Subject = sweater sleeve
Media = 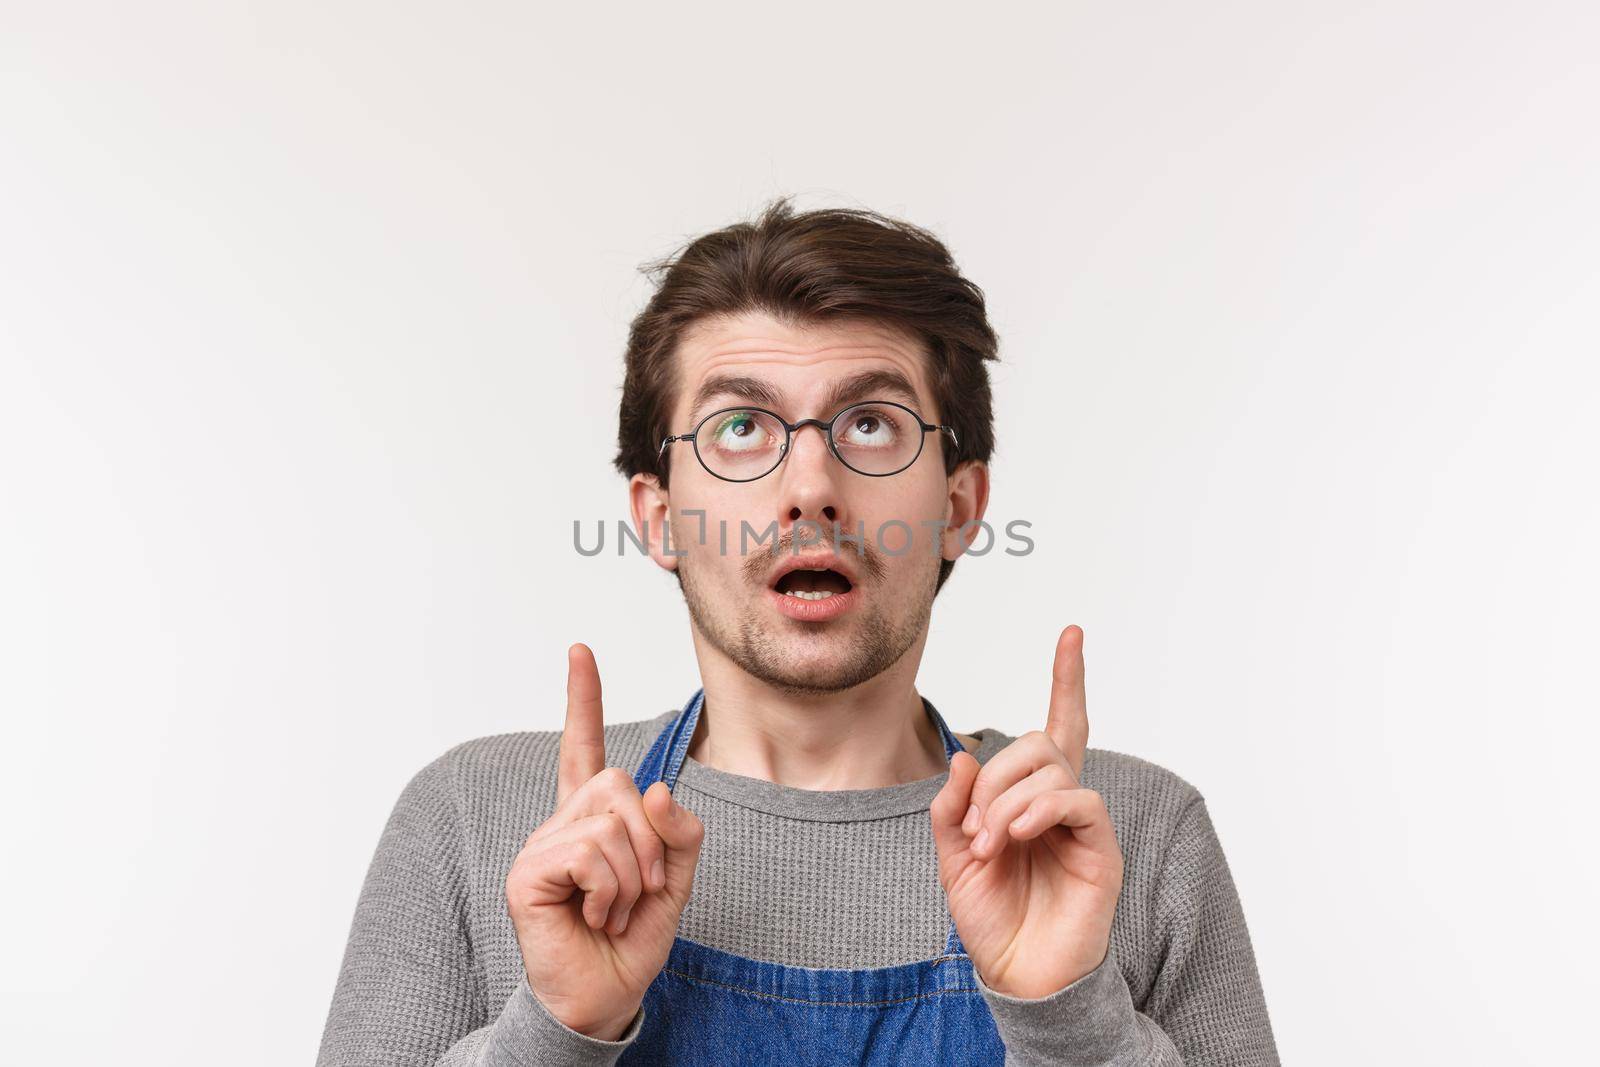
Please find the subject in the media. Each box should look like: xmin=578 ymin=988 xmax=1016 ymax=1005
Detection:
xmin=314 ymin=754 xmax=644 ymax=1067
xmin=976 ymin=796 xmax=1280 ymax=1066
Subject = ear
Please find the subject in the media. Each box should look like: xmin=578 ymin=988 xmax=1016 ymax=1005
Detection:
xmin=629 ymin=472 xmax=680 ymax=573
xmin=941 ymin=460 xmax=991 ymax=561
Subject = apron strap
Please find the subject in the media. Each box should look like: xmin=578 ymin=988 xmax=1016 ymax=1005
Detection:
xmin=631 ymin=688 xmax=706 ymax=793
xmin=920 ymin=696 xmax=965 ymax=762
xmin=922 ymin=696 xmax=970 ymax=958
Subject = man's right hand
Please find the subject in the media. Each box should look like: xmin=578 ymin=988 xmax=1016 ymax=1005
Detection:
xmin=505 ymin=643 xmax=705 ymax=1041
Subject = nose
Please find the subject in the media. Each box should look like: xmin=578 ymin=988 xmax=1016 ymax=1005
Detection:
xmin=774 ymin=420 xmax=845 ymax=535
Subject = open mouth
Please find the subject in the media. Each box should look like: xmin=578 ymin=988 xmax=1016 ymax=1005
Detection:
xmin=773 ymin=566 xmax=854 ymax=601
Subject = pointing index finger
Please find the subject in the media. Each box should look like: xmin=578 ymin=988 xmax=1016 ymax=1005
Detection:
xmin=1045 ymin=625 xmax=1089 ymax=780
xmin=559 ymin=643 xmax=607 ymax=805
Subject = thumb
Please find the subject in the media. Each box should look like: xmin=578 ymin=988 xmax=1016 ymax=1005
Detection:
xmin=642 ymin=781 xmax=704 ymax=904
xmin=929 ymin=751 xmax=980 ymax=864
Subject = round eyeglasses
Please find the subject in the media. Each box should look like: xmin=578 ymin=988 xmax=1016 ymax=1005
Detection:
xmin=658 ymin=400 xmax=959 ymax=483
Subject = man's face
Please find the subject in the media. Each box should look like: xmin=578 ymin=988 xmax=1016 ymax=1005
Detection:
xmin=630 ymin=311 xmax=986 ymax=696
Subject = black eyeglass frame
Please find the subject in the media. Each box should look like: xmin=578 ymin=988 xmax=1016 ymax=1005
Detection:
xmin=657 ymin=400 xmax=960 ymax=483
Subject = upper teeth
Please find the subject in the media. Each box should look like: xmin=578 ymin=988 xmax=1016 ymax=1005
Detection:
xmin=785 ymin=590 xmax=836 ymax=600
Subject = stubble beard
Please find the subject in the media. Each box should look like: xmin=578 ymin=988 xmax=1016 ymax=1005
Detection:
xmin=677 ymin=550 xmax=938 ymax=696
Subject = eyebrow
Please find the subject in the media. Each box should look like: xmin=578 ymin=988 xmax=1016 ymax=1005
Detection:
xmin=687 ymin=375 xmax=786 ymax=424
xmin=822 ymin=369 xmax=922 ymax=414
xmin=687 ymin=369 xmax=925 ymax=426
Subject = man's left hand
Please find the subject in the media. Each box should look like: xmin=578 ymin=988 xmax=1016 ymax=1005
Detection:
xmin=930 ymin=624 xmax=1125 ymax=999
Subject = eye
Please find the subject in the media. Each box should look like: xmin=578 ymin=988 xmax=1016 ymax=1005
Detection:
xmin=707 ymin=411 xmax=773 ymax=452
xmin=835 ymin=406 xmax=902 ymax=449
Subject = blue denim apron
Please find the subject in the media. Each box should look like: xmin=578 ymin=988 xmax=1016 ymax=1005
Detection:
xmin=619 ymin=688 xmax=1007 ymax=1066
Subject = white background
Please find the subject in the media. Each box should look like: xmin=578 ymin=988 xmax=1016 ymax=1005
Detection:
xmin=3 ymin=2 xmax=1596 ymax=1063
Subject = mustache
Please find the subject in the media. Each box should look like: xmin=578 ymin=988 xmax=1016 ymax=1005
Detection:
xmin=740 ymin=528 xmax=889 ymax=587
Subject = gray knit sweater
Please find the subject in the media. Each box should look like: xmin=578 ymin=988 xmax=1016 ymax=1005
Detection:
xmin=316 ymin=709 xmax=1280 ymax=1065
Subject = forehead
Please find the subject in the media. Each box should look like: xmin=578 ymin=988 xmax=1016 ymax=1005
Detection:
xmin=673 ymin=311 xmax=934 ymax=413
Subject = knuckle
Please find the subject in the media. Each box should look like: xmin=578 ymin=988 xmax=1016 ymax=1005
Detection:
xmin=614 ymin=843 xmax=643 ymax=882
xmin=682 ymin=809 xmax=705 ymax=842
xmin=523 ymin=815 xmax=559 ymax=847
xmin=510 ymin=848 xmax=543 ymax=880
xmin=971 ymin=770 xmax=1013 ymax=805
xmin=596 ymin=766 xmax=633 ymax=791
xmin=995 ymin=794 xmax=1030 ymax=824
xmin=637 ymin=831 xmax=665 ymax=861
xmin=624 ymin=804 xmax=658 ymax=840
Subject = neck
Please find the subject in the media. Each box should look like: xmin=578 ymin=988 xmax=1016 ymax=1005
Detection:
xmin=684 ymin=628 xmax=948 ymax=790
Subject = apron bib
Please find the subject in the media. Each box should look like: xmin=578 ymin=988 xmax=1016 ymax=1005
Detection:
xmin=618 ymin=689 xmax=1006 ymax=1066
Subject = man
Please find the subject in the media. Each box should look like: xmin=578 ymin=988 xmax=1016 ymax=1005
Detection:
xmin=317 ymin=198 xmax=1280 ymax=1065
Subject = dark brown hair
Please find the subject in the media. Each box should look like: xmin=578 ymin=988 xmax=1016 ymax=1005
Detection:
xmin=614 ymin=196 xmax=1000 ymax=591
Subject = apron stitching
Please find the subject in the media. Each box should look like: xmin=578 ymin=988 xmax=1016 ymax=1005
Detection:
xmin=659 ymin=968 xmax=979 ymax=1008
